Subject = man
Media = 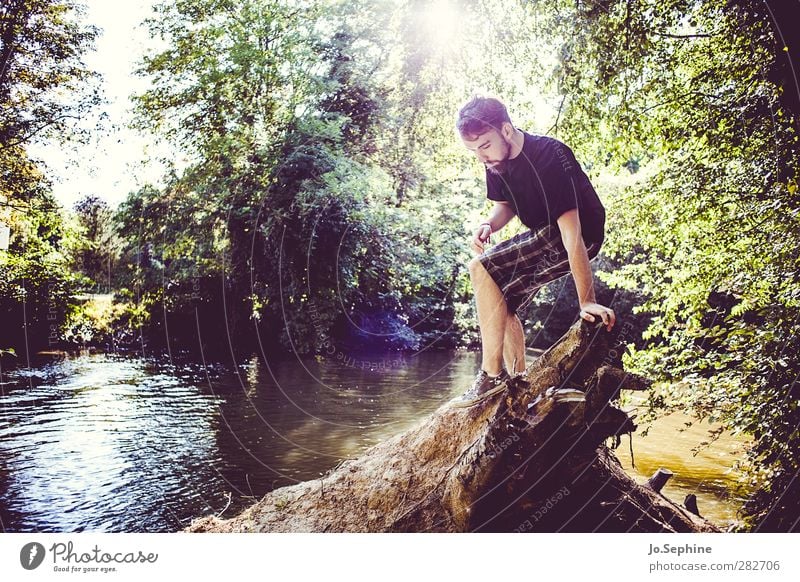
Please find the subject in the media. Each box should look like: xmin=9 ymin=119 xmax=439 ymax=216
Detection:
xmin=455 ymin=96 xmax=615 ymax=406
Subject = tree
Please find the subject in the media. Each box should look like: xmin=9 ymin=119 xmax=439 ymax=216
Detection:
xmin=0 ymin=0 xmax=99 ymax=358
xmin=72 ymin=194 xmax=119 ymax=291
xmin=0 ymin=0 xmax=100 ymax=202
xmin=126 ymin=1 xmax=397 ymax=354
xmin=527 ymin=0 xmax=800 ymax=531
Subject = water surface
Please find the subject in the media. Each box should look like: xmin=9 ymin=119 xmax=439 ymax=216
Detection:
xmin=0 ymin=351 xmax=749 ymax=531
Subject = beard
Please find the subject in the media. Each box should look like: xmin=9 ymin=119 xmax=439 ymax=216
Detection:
xmin=485 ymin=139 xmax=512 ymax=175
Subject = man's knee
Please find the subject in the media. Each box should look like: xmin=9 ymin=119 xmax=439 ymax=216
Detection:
xmin=468 ymin=257 xmax=486 ymax=281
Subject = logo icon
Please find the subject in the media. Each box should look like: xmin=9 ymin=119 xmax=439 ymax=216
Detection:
xmin=20 ymin=542 xmax=46 ymax=570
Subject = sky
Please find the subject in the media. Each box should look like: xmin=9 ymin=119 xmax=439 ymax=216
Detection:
xmin=29 ymin=0 xmax=161 ymax=209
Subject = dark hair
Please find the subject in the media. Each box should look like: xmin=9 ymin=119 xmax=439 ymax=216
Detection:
xmin=456 ymin=96 xmax=512 ymax=138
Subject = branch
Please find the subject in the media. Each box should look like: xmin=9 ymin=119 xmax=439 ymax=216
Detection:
xmin=638 ymin=90 xmax=725 ymax=114
xmin=547 ymin=94 xmax=567 ymax=135
xmin=0 ymin=112 xmax=83 ymax=148
xmin=652 ymin=31 xmax=714 ymax=39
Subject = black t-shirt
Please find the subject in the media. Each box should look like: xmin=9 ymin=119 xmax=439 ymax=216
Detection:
xmin=486 ymin=132 xmax=605 ymax=244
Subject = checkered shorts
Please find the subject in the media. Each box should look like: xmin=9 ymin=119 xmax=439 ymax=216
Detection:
xmin=478 ymin=223 xmax=602 ymax=317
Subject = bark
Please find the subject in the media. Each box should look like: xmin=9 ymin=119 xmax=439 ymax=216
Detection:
xmin=187 ymin=319 xmax=719 ymax=533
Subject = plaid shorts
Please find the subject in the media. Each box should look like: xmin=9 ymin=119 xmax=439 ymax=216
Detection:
xmin=478 ymin=223 xmax=602 ymax=317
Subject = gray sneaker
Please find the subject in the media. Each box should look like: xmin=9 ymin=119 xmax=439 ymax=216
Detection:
xmin=452 ymin=369 xmax=511 ymax=408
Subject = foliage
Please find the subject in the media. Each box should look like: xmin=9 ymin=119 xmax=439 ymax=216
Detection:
xmin=62 ymin=293 xmax=128 ymax=346
xmin=70 ymin=194 xmax=120 ymax=291
xmin=121 ymin=0 xmax=660 ymax=358
xmin=531 ymin=0 xmax=800 ymax=531
xmin=0 ymin=0 xmax=100 ymax=357
xmin=0 ymin=0 xmax=100 ymax=201
xmin=0 ymin=208 xmax=80 ymax=356
xmin=123 ymin=0 xmax=510 ymax=354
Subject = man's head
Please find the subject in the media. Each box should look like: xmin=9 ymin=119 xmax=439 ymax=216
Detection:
xmin=457 ymin=96 xmax=516 ymax=174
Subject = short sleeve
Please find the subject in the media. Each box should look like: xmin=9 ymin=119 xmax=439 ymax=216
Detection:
xmin=486 ymin=169 xmax=506 ymax=202
xmin=543 ymin=184 xmax=579 ymax=222
xmin=541 ymin=142 xmax=583 ymax=222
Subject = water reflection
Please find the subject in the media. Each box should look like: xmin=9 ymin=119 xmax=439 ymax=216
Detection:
xmin=617 ymin=395 xmax=752 ymax=528
xmin=0 ymin=351 xmax=750 ymax=531
xmin=203 ymin=351 xmax=479 ymax=498
xmin=0 ymin=356 xmax=226 ymax=532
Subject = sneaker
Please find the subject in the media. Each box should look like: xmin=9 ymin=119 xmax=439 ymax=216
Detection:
xmin=452 ymin=368 xmax=511 ymax=408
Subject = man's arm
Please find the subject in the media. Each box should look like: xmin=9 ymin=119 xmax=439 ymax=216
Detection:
xmin=483 ymin=200 xmax=516 ymax=232
xmin=556 ymin=208 xmax=616 ymax=331
xmin=471 ymin=201 xmax=515 ymax=255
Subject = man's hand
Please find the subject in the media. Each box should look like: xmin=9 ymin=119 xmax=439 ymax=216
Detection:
xmin=580 ymin=302 xmax=616 ymax=331
xmin=470 ymin=223 xmax=492 ymax=256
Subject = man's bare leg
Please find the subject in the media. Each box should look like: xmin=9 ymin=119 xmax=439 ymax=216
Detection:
xmin=468 ymin=258 xmax=506 ymax=376
xmin=504 ymin=312 xmax=526 ymax=374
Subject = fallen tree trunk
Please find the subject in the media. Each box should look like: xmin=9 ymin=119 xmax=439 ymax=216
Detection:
xmin=188 ymin=319 xmax=718 ymax=533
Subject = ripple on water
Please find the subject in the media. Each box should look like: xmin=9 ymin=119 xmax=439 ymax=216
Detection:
xmin=0 ymin=351 xmax=750 ymax=531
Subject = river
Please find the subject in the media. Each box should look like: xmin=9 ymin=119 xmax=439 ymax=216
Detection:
xmin=0 ymin=351 xmax=750 ymax=532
